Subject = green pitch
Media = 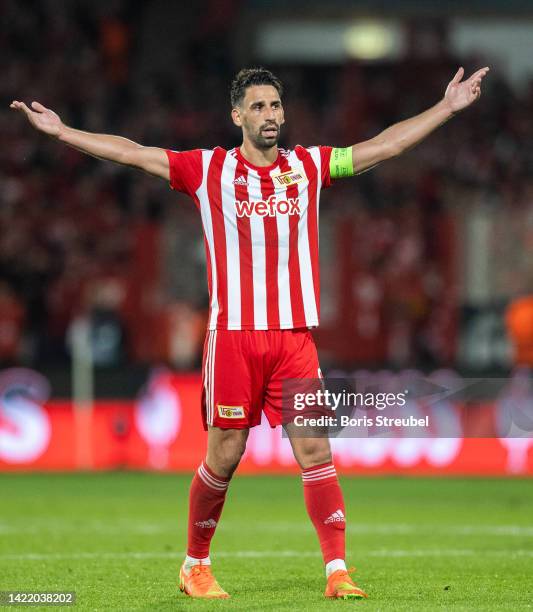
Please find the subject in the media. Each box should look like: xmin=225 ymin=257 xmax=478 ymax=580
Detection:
xmin=1 ymin=473 xmax=532 ymax=611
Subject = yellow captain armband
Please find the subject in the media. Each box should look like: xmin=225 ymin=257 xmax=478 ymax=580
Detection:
xmin=330 ymin=146 xmax=354 ymax=179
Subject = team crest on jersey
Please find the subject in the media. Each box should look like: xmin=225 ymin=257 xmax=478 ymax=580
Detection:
xmin=272 ymin=169 xmax=306 ymax=187
xmin=218 ymin=405 xmax=245 ymax=419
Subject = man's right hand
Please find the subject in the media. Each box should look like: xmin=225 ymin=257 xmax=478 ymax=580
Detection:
xmin=10 ymin=100 xmax=64 ymax=137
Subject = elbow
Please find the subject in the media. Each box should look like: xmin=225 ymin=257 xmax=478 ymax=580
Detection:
xmin=117 ymin=151 xmax=131 ymax=166
xmin=117 ymin=148 xmax=137 ymax=166
xmin=373 ymin=134 xmax=403 ymax=161
xmin=118 ymin=146 xmax=140 ymax=168
xmin=385 ymin=140 xmax=403 ymax=159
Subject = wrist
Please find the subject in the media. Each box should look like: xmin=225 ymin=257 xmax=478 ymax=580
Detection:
xmin=55 ymin=123 xmax=69 ymax=141
xmin=439 ymin=98 xmax=457 ymax=118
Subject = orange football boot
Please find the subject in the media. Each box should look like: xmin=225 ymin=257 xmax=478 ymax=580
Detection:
xmin=325 ymin=567 xmax=368 ymax=600
xmin=179 ymin=562 xmax=230 ymax=599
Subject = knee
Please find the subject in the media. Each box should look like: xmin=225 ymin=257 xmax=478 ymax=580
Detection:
xmin=207 ymin=431 xmax=247 ymax=477
xmin=293 ymin=439 xmax=332 ymax=470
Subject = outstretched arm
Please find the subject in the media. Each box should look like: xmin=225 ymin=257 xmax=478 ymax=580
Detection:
xmin=330 ymin=66 xmax=489 ymax=178
xmin=9 ymin=100 xmax=169 ymax=181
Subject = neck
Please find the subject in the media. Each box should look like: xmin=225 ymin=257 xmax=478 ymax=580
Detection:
xmin=239 ymin=141 xmax=278 ymax=167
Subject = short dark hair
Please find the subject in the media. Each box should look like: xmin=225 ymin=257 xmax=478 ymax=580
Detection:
xmin=230 ymin=67 xmax=283 ymax=108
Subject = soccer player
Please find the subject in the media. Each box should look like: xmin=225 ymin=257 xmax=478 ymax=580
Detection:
xmin=11 ymin=64 xmax=488 ymax=600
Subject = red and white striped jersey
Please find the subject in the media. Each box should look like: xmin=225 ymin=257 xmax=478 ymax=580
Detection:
xmin=166 ymin=145 xmax=332 ymax=330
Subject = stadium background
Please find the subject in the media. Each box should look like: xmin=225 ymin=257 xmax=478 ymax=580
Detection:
xmin=1 ymin=0 xmax=533 ymax=475
xmin=2 ymin=3 xmax=533 ymax=610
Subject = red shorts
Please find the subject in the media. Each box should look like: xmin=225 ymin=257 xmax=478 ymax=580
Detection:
xmin=201 ymin=328 xmax=321 ymax=429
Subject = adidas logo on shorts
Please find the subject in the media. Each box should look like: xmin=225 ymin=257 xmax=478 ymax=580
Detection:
xmin=324 ymin=509 xmax=345 ymax=525
xmin=194 ymin=518 xmax=217 ymax=528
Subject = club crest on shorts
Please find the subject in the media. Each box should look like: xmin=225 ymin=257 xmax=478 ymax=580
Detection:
xmin=217 ymin=405 xmax=245 ymax=418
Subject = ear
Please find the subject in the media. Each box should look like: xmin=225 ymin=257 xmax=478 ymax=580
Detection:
xmin=231 ymin=107 xmax=242 ymax=127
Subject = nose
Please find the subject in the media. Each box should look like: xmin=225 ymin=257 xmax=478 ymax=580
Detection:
xmin=264 ymin=107 xmax=276 ymax=121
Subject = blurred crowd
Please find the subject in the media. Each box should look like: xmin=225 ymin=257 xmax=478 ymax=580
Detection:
xmin=1 ymin=0 xmax=533 ymax=369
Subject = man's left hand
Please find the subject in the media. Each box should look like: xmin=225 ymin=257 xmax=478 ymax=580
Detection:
xmin=444 ymin=66 xmax=490 ymax=113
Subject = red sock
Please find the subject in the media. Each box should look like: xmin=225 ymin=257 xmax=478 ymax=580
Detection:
xmin=187 ymin=461 xmax=230 ymax=559
xmin=302 ymin=462 xmax=346 ymax=564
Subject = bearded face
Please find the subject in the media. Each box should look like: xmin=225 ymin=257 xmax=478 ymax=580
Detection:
xmin=232 ymin=85 xmax=285 ymax=151
xmin=244 ymin=117 xmax=281 ymax=150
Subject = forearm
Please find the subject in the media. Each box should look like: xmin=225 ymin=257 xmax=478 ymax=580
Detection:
xmin=56 ymin=125 xmax=142 ymax=166
xmin=381 ymin=99 xmax=455 ymax=157
xmin=349 ymin=67 xmax=488 ymax=175
xmin=11 ymin=99 xmax=169 ymax=179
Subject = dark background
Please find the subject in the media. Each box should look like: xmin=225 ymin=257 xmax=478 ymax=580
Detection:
xmin=2 ymin=0 xmax=533 ymax=395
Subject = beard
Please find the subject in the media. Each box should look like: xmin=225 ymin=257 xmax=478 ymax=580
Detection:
xmin=247 ymin=123 xmax=281 ymax=150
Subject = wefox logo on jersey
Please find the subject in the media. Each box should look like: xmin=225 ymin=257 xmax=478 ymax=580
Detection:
xmin=235 ymin=196 xmax=301 ymax=218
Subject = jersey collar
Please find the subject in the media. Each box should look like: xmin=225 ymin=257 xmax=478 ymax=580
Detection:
xmin=235 ymin=147 xmax=282 ymax=173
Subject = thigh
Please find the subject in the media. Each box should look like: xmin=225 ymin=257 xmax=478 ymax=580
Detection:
xmin=263 ymin=329 xmax=322 ymax=427
xmin=202 ymin=330 xmax=265 ymax=430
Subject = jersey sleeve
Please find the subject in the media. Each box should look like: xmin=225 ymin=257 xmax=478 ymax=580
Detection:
xmin=165 ymin=149 xmax=203 ymax=196
xmin=319 ymin=145 xmax=333 ymax=189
